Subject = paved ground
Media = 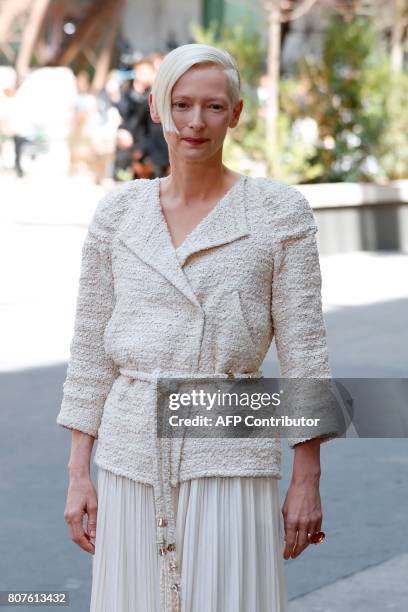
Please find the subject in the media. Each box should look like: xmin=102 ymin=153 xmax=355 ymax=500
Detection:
xmin=0 ymin=173 xmax=407 ymax=611
xmin=289 ymin=553 xmax=408 ymax=611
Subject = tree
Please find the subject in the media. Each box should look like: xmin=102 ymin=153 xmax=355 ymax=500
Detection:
xmin=0 ymin=0 xmax=126 ymax=89
xmin=262 ymin=0 xmax=319 ymax=175
xmin=282 ymin=13 xmax=392 ymax=182
xmin=390 ymin=0 xmax=408 ymax=73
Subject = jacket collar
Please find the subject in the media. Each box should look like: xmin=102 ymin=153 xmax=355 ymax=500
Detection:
xmin=118 ymin=176 xmax=250 ymax=307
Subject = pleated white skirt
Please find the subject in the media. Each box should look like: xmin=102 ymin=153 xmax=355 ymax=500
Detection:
xmin=89 ymin=468 xmax=288 ymax=612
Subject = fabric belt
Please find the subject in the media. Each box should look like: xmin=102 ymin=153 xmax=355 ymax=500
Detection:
xmin=118 ymin=366 xmax=263 ymax=612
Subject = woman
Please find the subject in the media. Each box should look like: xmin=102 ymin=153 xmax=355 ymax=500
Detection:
xmin=57 ymin=44 xmax=339 ymax=612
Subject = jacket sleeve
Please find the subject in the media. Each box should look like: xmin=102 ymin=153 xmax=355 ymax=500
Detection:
xmin=271 ymin=192 xmax=340 ymax=448
xmin=56 ymin=199 xmax=119 ymax=439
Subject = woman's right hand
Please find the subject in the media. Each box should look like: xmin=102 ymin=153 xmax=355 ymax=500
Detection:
xmin=64 ymin=473 xmax=98 ymax=555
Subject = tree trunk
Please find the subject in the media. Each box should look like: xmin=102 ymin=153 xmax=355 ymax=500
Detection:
xmin=265 ymin=0 xmax=281 ymax=177
xmin=46 ymin=0 xmax=67 ymax=61
xmin=15 ymin=0 xmax=52 ymax=84
xmin=390 ymin=0 xmax=406 ymax=73
xmin=0 ymin=0 xmax=32 ymax=46
xmin=91 ymin=0 xmax=126 ymax=93
xmin=47 ymin=0 xmax=115 ymax=66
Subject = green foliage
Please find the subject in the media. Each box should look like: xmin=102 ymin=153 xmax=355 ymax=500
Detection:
xmin=377 ymin=71 xmax=408 ymax=179
xmin=280 ymin=14 xmax=405 ymax=183
xmin=192 ymin=18 xmax=265 ymax=89
xmin=275 ymin=111 xmax=321 ymax=184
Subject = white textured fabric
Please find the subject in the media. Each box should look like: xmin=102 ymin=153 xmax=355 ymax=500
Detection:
xmin=90 ymin=468 xmax=288 ymax=612
xmin=57 ymin=174 xmax=340 ymax=482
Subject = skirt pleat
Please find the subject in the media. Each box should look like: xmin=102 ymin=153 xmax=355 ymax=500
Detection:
xmin=89 ymin=469 xmax=288 ymax=612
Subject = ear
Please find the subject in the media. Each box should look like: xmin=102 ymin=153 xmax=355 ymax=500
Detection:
xmin=229 ymin=99 xmax=244 ymax=129
xmin=149 ymin=93 xmax=161 ymax=124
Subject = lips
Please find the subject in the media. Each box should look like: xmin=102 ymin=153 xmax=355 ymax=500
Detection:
xmin=182 ymin=138 xmax=208 ymax=144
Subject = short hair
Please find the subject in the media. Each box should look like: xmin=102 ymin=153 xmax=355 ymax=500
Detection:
xmin=151 ymin=43 xmax=241 ymax=135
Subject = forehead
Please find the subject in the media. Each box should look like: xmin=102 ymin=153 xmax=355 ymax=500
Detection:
xmin=172 ymin=63 xmax=229 ymax=95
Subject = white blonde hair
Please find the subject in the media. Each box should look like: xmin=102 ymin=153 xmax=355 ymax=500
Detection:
xmin=151 ymin=43 xmax=241 ymax=135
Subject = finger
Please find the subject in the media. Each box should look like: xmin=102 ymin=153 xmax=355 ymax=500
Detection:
xmin=86 ymin=503 xmax=98 ymax=539
xmin=291 ymin=526 xmax=309 ymax=558
xmin=83 ymin=529 xmax=96 ymax=551
xmin=76 ymin=531 xmax=96 ymax=555
xmin=283 ymin=521 xmax=298 ymax=560
xmin=314 ymin=516 xmax=323 ymax=534
xmin=72 ymin=526 xmax=95 ymax=554
xmin=67 ymin=513 xmax=95 ymax=555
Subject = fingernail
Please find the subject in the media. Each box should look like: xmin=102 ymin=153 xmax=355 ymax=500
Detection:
xmin=90 ymin=530 xmax=96 ymax=537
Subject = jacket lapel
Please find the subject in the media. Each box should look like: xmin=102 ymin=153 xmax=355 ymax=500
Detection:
xmin=175 ymin=175 xmax=250 ymax=267
xmin=118 ymin=177 xmax=250 ymax=307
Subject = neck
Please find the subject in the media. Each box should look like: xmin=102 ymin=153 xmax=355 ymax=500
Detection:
xmin=162 ymin=156 xmax=240 ymax=206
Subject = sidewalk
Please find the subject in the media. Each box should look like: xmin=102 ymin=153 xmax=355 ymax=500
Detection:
xmin=289 ymin=553 xmax=408 ymax=611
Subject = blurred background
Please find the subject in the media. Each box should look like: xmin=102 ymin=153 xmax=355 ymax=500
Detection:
xmin=0 ymin=1 xmax=407 ymax=611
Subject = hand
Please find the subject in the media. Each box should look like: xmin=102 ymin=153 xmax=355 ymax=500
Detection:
xmin=64 ymin=473 xmax=98 ymax=555
xmin=281 ymin=475 xmax=323 ymax=560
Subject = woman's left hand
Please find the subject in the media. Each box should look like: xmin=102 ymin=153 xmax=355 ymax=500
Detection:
xmin=281 ymin=474 xmax=323 ymax=560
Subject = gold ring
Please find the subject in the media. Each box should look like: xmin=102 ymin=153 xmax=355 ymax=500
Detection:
xmin=308 ymin=531 xmax=325 ymax=544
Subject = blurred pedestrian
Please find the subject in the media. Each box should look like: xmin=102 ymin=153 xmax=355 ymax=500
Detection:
xmin=69 ymin=71 xmax=97 ymax=177
xmin=0 ymin=84 xmax=35 ymax=177
xmin=114 ymin=55 xmax=169 ymax=180
xmin=92 ymin=71 xmax=122 ymax=184
xmin=69 ymin=70 xmax=121 ymax=184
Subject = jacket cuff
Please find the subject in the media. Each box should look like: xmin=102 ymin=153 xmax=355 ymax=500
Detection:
xmin=56 ymin=402 xmax=101 ymax=439
xmin=56 ymin=414 xmax=99 ymax=440
xmin=288 ymin=431 xmax=339 ymax=449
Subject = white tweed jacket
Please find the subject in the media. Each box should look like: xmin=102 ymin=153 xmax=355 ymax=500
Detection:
xmin=57 ymin=174 xmax=340 ymax=606
xmin=57 ymin=173 xmax=338 ymax=478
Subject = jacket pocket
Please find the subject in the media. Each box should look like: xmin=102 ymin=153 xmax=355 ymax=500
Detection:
xmin=231 ymin=290 xmax=258 ymax=356
xmin=213 ymin=289 xmax=259 ymax=370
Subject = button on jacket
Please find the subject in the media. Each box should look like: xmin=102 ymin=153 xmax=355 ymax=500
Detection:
xmin=57 ymin=174 xmax=339 ymax=609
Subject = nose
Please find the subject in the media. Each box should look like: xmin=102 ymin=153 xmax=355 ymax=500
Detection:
xmin=188 ymin=105 xmax=206 ymax=130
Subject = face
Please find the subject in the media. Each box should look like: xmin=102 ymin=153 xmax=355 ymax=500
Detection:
xmin=149 ymin=63 xmax=243 ymax=162
xmin=135 ymin=62 xmax=156 ymax=88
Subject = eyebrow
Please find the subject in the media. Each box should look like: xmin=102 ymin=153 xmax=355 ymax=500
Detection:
xmin=172 ymin=95 xmax=228 ymax=103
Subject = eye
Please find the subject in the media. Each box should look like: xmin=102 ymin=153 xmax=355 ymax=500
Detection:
xmin=172 ymin=102 xmax=223 ymax=110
